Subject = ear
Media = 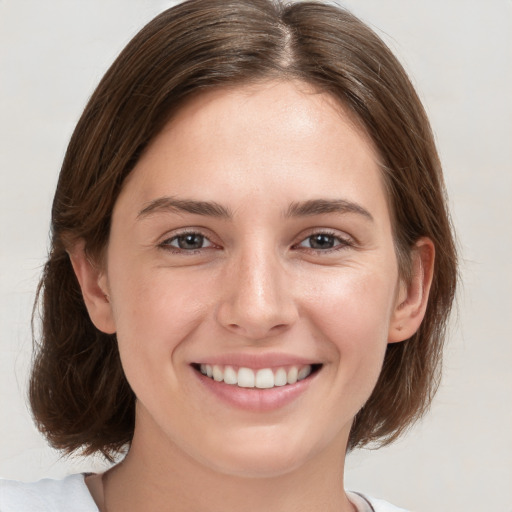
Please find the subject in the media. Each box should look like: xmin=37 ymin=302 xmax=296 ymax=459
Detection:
xmin=388 ymin=237 xmax=435 ymax=343
xmin=68 ymin=240 xmax=116 ymax=334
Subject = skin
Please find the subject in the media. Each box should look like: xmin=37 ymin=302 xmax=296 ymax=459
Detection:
xmin=72 ymin=80 xmax=434 ymax=512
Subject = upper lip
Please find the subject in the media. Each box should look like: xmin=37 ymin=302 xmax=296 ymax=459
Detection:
xmin=191 ymin=352 xmax=322 ymax=370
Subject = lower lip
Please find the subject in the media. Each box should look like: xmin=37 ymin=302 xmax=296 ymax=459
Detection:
xmin=193 ymin=368 xmax=318 ymax=412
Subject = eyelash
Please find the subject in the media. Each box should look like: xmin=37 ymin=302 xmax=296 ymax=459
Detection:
xmin=159 ymin=229 xmax=216 ymax=254
xmin=293 ymin=230 xmax=354 ymax=253
xmin=158 ymin=229 xmax=354 ymax=255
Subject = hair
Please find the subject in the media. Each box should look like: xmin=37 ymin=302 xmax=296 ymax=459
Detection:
xmin=30 ymin=0 xmax=457 ymax=460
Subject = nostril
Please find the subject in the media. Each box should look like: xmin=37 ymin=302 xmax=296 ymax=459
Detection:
xmin=271 ymin=324 xmax=288 ymax=330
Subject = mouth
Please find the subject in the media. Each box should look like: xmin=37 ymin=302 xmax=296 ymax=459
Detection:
xmin=192 ymin=363 xmax=322 ymax=390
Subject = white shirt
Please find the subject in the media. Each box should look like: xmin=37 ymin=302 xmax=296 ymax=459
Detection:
xmin=0 ymin=474 xmax=98 ymax=511
xmin=0 ymin=474 xmax=409 ymax=511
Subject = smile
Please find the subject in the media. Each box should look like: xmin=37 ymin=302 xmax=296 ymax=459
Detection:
xmin=195 ymin=364 xmax=320 ymax=389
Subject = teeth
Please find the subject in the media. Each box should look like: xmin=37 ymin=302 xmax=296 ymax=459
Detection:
xmin=274 ymin=368 xmax=287 ymax=387
xmin=198 ymin=364 xmax=314 ymax=389
xmin=287 ymin=366 xmax=298 ymax=384
xmin=212 ymin=365 xmax=223 ymax=382
xmin=297 ymin=365 xmax=312 ymax=381
xmin=238 ymin=367 xmax=255 ymax=388
xmin=255 ymin=368 xmax=274 ymax=389
xmin=223 ymin=365 xmax=238 ymax=385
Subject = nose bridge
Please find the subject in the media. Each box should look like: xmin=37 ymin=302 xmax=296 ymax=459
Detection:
xmin=217 ymin=239 xmax=297 ymax=338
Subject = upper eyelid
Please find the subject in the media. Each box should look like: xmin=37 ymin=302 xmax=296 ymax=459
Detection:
xmin=294 ymin=228 xmax=355 ymax=244
xmin=156 ymin=227 xmax=355 ymax=249
xmin=158 ymin=231 xmax=218 ymax=254
xmin=158 ymin=227 xmax=216 ymax=244
xmin=166 ymin=233 xmax=211 ymax=243
xmin=295 ymin=235 xmax=353 ymax=250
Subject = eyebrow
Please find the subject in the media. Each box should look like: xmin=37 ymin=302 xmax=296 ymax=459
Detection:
xmin=137 ymin=197 xmax=232 ymax=219
xmin=137 ymin=196 xmax=373 ymax=222
xmin=285 ymin=199 xmax=373 ymax=221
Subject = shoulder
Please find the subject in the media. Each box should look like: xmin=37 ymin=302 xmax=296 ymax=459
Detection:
xmin=348 ymin=490 xmax=410 ymax=512
xmin=0 ymin=474 xmax=99 ymax=512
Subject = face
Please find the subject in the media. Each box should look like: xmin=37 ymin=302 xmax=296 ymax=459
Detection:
xmin=90 ymin=81 xmax=409 ymax=477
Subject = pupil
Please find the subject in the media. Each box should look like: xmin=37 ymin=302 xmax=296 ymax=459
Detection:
xmin=178 ymin=234 xmax=203 ymax=249
xmin=310 ymin=234 xmax=334 ymax=249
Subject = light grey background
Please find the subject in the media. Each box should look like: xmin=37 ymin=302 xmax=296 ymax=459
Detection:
xmin=1 ymin=1 xmax=511 ymax=510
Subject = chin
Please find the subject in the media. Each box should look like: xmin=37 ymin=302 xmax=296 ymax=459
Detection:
xmin=207 ymin=453 xmax=307 ymax=479
xmin=193 ymin=430 xmax=324 ymax=479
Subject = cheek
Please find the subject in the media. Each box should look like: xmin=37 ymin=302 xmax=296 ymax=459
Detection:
xmin=303 ymin=272 xmax=396 ymax=438
xmin=303 ymin=266 xmax=397 ymax=385
xmin=108 ymin=264 xmax=211 ymax=379
xmin=304 ymin=265 xmax=397 ymax=337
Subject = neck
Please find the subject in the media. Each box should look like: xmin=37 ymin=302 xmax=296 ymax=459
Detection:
xmin=102 ymin=423 xmax=354 ymax=512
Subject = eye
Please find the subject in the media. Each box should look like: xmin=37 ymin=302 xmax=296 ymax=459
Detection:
xmin=161 ymin=232 xmax=215 ymax=251
xmin=297 ymin=232 xmax=352 ymax=251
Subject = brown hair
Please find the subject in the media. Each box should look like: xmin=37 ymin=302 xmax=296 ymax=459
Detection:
xmin=30 ymin=0 xmax=457 ymax=459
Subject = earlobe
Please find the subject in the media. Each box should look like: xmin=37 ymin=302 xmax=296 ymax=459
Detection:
xmin=388 ymin=237 xmax=435 ymax=343
xmin=68 ymin=240 xmax=116 ymax=334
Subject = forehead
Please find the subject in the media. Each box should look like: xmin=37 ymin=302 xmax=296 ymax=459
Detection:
xmin=165 ymin=80 xmax=375 ymax=157
xmin=116 ymin=80 xmax=389 ymax=223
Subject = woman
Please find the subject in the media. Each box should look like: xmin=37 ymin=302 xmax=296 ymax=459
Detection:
xmin=0 ymin=1 xmax=457 ymax=511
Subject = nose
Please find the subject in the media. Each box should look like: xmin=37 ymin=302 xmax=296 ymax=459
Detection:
xmin=216 ymin=247 xmax=298 ymax=340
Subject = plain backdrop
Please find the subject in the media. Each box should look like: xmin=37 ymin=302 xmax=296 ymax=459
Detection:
xmin=1 ymin=1 xmax=511 ymax=511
